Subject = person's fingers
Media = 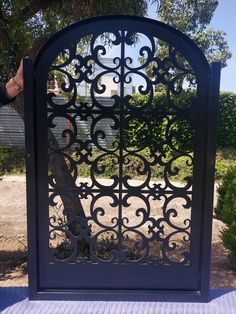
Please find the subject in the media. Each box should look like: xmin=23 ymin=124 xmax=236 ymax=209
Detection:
xmin=14 ymin=59 xmax=24 ymax=89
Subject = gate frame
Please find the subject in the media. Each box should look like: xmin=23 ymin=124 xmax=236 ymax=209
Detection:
xmin=23 ymin=15 xmax=221 ymax=302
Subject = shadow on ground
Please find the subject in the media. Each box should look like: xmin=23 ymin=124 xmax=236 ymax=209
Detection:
xmin=210 ymin=242 xmax=236 ymax=288
xmin=0 ymin=250 xmax=27 ymax=283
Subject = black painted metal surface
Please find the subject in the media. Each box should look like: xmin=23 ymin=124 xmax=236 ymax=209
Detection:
xmin=23 ymin=15 xmax=220 ymax=301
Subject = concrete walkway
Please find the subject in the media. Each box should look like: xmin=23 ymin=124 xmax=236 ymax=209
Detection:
xmin=0 ymin=287 xmax=236 ymax=313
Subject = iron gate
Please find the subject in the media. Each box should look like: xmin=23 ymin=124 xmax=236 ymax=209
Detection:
xmin=24 ymin=15 xmax=220 ymax=301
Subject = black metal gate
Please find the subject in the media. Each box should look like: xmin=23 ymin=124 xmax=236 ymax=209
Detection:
xmin=24 ymin=15 xmax=220 ymax=301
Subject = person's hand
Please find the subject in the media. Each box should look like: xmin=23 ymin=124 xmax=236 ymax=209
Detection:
xmin=13 ymin=59 xmax=24 ymax=91
xmin=5 ymin=60 xmax=24 ymax=99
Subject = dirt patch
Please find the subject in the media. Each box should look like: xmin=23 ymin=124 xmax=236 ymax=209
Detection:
xmin=0 ymin=175 xmax=236 ymax=288
xmin=1 ymin=242 xmax=236 ymax=288
xmin=0 ymin=250 xmax=28 ymax=287
xmin=211 ymin=242 xmax=236 ymax=288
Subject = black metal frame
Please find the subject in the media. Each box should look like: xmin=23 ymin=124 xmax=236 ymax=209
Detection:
xmin=24 ymin=15 xmax=221 ymax=302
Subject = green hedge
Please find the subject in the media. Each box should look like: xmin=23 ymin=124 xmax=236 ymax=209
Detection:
xmin=215 ymin=166 xmax=236 ymax=269
xmin=217 ymin=92 xmax=236 ymax=149
xmin=124 ymin=92 xmax=194 ymax=153
xmin=215 ymin=166 xmax=236 ymax=221
xmin=0 ymin=92 xmax=235 ymax=181
xmin=125 ymin=91 xmax=236 ymax=150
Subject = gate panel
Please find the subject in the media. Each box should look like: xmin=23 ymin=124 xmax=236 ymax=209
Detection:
xmin=24 ymin=16 xmax=220 ymax=301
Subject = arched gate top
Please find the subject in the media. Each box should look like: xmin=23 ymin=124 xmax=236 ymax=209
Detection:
xmin=34 ymin=15 xmax=210 ymax=80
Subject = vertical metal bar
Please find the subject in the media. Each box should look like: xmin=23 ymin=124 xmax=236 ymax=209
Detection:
xmin=200 ymin=62 xmax=221 ymax=299
xmin=23 ymin=58 xmax=37 ymax=299
xmin=118 ymin=30 xmax=125 ymax=262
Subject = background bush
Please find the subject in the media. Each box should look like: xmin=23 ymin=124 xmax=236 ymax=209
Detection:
xmin=215 ymin=166 xmax=236 ymax=268
xmin=217 ymin=92 xmax=236 ymax=149
xmin=215 ymin=149 xmax=236 ymax=180
xmin=0 ymin=92 xmax=235 ymax=181
xmin=0 ymin=145 xmax=25 ymax=179
xmin=125 ymin=91 xmax=236 ymax=150
xmin=124 ymin=91 xmax=194 ymax=153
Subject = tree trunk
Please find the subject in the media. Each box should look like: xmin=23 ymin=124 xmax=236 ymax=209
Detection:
xmin=14 ymin=92 xmax=85 ymax=235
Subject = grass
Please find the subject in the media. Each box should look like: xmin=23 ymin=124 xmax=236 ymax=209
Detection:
xmin=1 ymin=144 xmax=236 ymax=182
xmin=73 ymin=148 xmax=236 ymax=182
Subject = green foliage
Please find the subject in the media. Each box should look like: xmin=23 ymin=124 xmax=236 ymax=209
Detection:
xmin=0 ymin=145 xmax=234 ymax=183
xmin=0 ymin=0 xmax=231 ymax=82
xmin=221 ymin=223 xmax=236 ymax=269
xmin=215 ymin=149 xmax=236 ymax=180
xmin=124 ymin=93 xmax=166 ymax=150
xmin=76 ymin=148 xmax=193 ymax=182
xmin=215 ymin=166 xmax=236 ymax=221
xmin=215 ymin=166 xmax=236 ymax=268
xmin=1 ymin=89 xmax=235 ymax=182
xmin=193 ymin=29 xmax=231 ymax=67
xmin=157 ymin=0 xmax=231 ymax=67
xmin=0 ymin=0 xmax=148 ymax=81
xmin=78 ymin=0 xmax=148 ymax=18
xmin=0 ymin=145 xmax=25 ymax=178
xmin=71 ymin=90 xmax=236 ymax=182
xmin=124 ymin=92 xmax=236 ymax=151
xmin=157 ymin=0 xmax=218 ymax=33
xmin=124 ymin=91 xmax=194 ymax=152
xmin=74 ymin=149 xmax=235 ymax=182
xmin=217 ymin=92 xmax=236 ymax=149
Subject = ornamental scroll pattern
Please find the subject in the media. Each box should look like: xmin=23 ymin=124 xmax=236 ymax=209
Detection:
xmin=47 ymin=29 xmax=196 ymax=265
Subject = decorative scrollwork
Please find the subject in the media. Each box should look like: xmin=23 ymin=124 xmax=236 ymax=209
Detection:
xmin=47 ymin=25 xmax=197 ymax=266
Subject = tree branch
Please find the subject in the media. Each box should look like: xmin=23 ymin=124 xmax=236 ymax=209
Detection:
xmin=0 ymin=3 xmax=3 ymax=19
xmin=20 ymin=0 xmax=56 ymax=22
xmin=73 ymin=0 xmax=81 ymax=21
xmin=0 ymin=28 xmax=11 ymax=49
xmin=27 ymin=36 xmax=50 ymax=58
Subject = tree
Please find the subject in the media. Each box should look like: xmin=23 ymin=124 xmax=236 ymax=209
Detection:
xmin=155 ymin=0 xmax=231 ymax=67
xmin=0 ymin=0 xmax=150 ymax=250
xmin=0 ymin=0 xmax=148 ymax=81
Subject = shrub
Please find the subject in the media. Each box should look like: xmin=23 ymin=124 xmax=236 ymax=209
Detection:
xmin=221 ymin=223 xmax=236 ymax=267
xmin=217 ymin=92 xmax=236 ymax=149
xmin=215 ymin=149 xmax=236 ymax=180
xmin=0 ymin=145 xmax=25 ymax=179
xmin=215 ymin=166 xmax=236 ymax=221
xmin=215 ymin=166 xmax=236 ymax=268
xmin=124 ymin=91 xmax=194 ymax=152
xmin=125 ymin=91 xmax=236 ymax=150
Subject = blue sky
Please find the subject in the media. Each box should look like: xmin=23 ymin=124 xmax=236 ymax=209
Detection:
xmin=210 ymin=0 xmax=236 ymax=92
xmin=147 ymin=0 xmax=236 ymax=92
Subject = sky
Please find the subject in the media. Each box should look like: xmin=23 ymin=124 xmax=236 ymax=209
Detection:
xmin=209 ymin=0 xmax=236 ymax=92
xmin=147 ymin=0 xmax=236 ymax=92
